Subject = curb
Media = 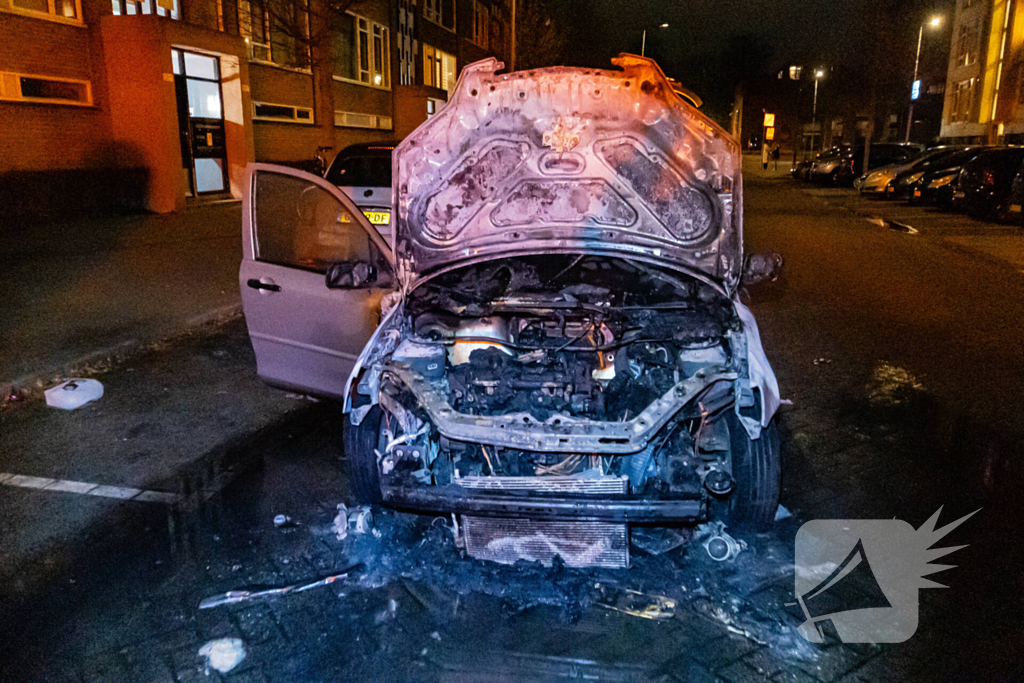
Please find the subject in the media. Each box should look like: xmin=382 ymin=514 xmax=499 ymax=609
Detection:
xmin=4 ymin=301 xmax=242 ymax=402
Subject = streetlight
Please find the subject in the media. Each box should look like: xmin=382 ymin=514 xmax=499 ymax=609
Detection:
xmin=905 ymin=15 xmax=944 ymax=142
xmin=641 ymin=23 xmax=669 ymax=57
xmin=810 ymin=69 xmax=824 ymax=153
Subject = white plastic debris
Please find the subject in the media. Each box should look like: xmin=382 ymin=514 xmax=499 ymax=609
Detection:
xmin=44 ymin=379 xmax=103 ymax=410
xmin=198 ymin=638 xmax=246 ymax=673
xmin=332 ymin=503 xmax=349 ymax=541
xmin=348 ymin=506 xmax=373 ymax=534
xmin=774 ymin=504 xmax=792 ymax=521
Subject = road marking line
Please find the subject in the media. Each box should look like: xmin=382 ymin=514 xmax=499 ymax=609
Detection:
xmin=0 ymin=472 xmax=180 ymax=504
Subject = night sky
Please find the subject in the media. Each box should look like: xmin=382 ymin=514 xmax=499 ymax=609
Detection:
xmin=548 ymin=0 xmax=954 ymax=124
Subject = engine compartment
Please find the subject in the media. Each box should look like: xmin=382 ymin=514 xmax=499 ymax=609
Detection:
xmin=369 ymin=255 xmax=751 ymax=496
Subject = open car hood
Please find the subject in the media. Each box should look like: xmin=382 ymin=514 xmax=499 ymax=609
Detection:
xmin=393 ymin=55 xmax=743 ymax=294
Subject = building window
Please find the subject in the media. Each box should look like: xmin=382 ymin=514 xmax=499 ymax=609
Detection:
xmin=957 ymin=22 xmax=978 ymax=67
xmin=398 ymin=0 xmax=417 ymax=86
xmin=253 ymin=101 xmax=313 ymax=123
xmin=335 ymin=12 xmax=390 ymax=88
xmin=238 ymin=0 xmax=309 ymax=69
xmin=788 ymin=66 xmax=802 ymax=80
xmin=0 ymin=71 xmax=92 ymax=105
xmin=951 ymin=78 xmax=975 ymax=122
xmin=334 ymin=110 xmax=392 ymax=130
xmin=470 ymin=0 xmax=488 ymax=48
xmin=423 ymin=44 xmax=456 ymax=94
xmin=10 ymin=0 xmax=82 ymax=22
xmin=111 ymin=0 xmax=178 ymax=19
xmin=423 ymin=0 xmax=454 ymax=31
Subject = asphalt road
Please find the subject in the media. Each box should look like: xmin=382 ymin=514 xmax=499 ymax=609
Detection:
xmin=1 ymin=161 xmax=1022 ymax=681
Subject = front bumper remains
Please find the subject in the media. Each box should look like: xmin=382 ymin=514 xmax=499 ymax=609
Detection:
xmin=381 ymin=484 xmax=704 ymax=522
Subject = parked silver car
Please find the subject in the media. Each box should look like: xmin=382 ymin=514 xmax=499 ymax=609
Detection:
xmin=240 ymin=56 xmax=782 ymax=568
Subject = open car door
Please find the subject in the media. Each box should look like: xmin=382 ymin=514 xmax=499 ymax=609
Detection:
xmin=240 ymin=163 xmax=395 ymax=399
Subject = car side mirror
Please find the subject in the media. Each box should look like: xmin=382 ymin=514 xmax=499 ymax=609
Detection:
xmin=326 ymin=261 xmax=377 ymax=289
xmin=741 ymin=252 xmax=784 ymax=287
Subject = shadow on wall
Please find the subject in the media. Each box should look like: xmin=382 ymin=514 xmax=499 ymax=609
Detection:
xmin=0 ymin=142 xmax=151 ymax=225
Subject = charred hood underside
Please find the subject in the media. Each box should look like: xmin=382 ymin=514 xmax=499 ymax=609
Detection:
xmin=393 ymin=55 xmax=744 ymax=293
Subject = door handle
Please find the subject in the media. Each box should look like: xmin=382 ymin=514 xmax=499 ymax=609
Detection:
xmin=247 ymin=278 xmax=281 ymax=292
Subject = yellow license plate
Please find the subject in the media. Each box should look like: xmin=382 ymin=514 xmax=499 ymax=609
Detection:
xmin=886 ymin=186 xmax=894 ymax=193
xmin=914 ymin=190 xmax=921 ymax=197
xmin=340 ymin=210 xmax=391 ymax=225
xmin=363 ymin=210 xmax=391 ymax=225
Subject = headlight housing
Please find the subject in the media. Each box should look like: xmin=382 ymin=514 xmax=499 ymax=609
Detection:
xmin=929 ymin=173 xmax=958 ymax=188
xmin=905 ymin=172 xmax=925 ymax=185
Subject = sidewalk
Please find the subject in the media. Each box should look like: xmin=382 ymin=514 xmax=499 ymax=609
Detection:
xmin=1 ymin=202 xmax=243 ymax=390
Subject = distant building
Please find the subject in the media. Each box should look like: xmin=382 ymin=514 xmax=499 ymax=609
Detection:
xmin=0 ymin=0 xmax=511 ymax=217
xmin=940 ymin=0 xmax=1024 ymax=143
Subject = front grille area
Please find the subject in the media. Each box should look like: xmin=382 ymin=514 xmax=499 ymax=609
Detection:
xmin=462 ymin=516 xmax=629 ymax=568
xmin=454 ymin=474 xmax=628 ymax=495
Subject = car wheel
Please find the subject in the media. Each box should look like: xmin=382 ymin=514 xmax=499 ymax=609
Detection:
xmin=343 ymin=405 xmax=383 ymax=505
xmin=720 ymin=413 xmax=781 ymax=531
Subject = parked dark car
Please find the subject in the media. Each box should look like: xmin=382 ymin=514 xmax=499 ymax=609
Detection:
xmin=888 ymin=147 xmax=984 ymax=200
xmin=792 ymin=148 xmax=841 ymax=181
xmin=952 ymin=147 xmax=1024 ymax=219
xmin=810 ymin=143 xmax=923 ymax=185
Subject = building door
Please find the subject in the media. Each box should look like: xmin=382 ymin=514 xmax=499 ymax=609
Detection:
xmin=172 ymin=49 xmax=228 ymax=195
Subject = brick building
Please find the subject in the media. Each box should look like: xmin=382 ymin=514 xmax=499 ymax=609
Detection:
xmin=0 ymin=0 xmax=511 ymax=217
xmin=940 ymin=0 xmax=1024 ymax=143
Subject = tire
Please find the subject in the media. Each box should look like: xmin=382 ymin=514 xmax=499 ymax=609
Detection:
xmin=343 ymin=405 xmax=383 ymax=505
xmin=722 ymin=413 xmax=781 ymax=531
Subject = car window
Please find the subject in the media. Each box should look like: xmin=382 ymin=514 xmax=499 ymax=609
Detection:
xmin=325 ymin=154 xmax=392 ymax=187
xmin=254 ymin=170 xmax=387 ymax=274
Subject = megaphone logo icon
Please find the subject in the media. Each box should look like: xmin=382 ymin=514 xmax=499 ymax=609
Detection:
xmin=794 ymin=508 xmax=978 ymax=643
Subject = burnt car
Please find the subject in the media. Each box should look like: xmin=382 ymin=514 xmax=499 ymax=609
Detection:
xmin=240 ymin=56 xmax=781 ymax=569
xmin=952 ymin=147 xmax=1024 ymax=220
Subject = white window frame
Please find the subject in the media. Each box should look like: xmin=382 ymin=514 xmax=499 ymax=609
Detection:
xmin=334 ymin=109 xmax=393 ymax=130
xmin=252 ymin=101 xmax=314 ymax=123
xmin=0 ymin=71 xmax=92 ymax=106
xmin=333 ymin=11 xmax=391 ymax=90
xmin=238 ymin=0 xmax=311 ymax=72
xmin=111 ymin=0 xmax=178 ymax=19
xmin=470 ymin=0 xmax=487 ymax=48
xmin=3 ymin=0 xmax=84 ymax=25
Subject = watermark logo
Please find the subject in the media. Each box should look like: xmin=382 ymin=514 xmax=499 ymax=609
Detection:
xmin=794 ymin=507 xmax=978 ymax=643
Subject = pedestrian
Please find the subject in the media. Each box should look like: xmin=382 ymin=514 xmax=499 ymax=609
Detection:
xmin=761 ymin=141 xmax=770 ymax=170
xmin=771 ymin=143 xmax=781 ymax=170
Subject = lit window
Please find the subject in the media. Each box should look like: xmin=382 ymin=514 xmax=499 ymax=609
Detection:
xmin=12 ymin=0 xmax=82 ymax=20
xmin=111 ymin=0 xmax=178 ymax=19
xmin=423 ymin=44 xmax=456 ymax=95
xmin=335 ymin=12 xmax=390 ymax=89
xmin=0 ymin=71 xmax=92 ymax=105
xmin=788 ymin=65 xmax=802 ymax=80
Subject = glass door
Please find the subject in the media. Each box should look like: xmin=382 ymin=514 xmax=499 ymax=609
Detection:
xmin=172 ymin=49 xmax=228 ymax=195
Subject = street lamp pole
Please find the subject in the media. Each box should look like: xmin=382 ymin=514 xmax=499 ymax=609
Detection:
xmin=906 ymin=16 xmax=942 ymax=142
xmin=641 ymin=23 xmax=669 ymax=58
xmin=812 ymin=69 xmax=823 ymax=153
